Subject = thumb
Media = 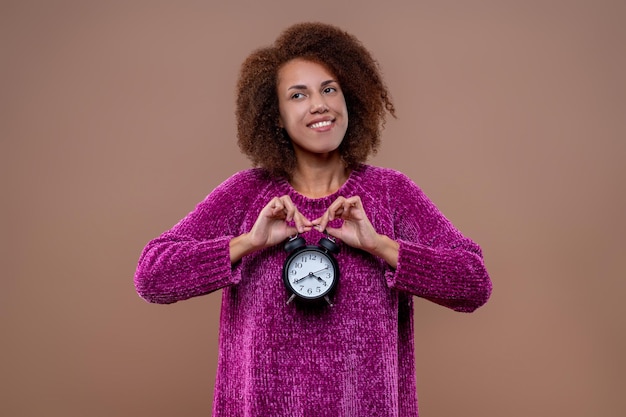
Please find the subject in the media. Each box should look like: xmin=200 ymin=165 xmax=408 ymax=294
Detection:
xmin=284 ymin=224 xmax=300 ymax=239
xmin=324 ymin=226 xmax=341 ymax=239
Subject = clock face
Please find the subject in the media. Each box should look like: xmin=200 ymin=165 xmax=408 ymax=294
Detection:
xmin=283 ymin=248 xmax=338 ymax=299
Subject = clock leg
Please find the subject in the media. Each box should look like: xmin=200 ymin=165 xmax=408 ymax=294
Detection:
xmin=324 ymin=295 xmax=334 ymax=307
xmin=286 ymin=294 xmax=297 ymax=305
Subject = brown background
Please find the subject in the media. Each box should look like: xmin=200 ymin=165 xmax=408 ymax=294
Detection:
xmin=2 ymin=1 xmax=625 ymax=416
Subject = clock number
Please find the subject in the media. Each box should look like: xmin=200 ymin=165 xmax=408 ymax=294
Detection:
xmin=307 ymin=288 xmax=313 ymax=294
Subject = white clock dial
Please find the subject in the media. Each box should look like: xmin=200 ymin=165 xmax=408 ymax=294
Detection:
xmin=286 ymin=249 xmax=336 ymax=298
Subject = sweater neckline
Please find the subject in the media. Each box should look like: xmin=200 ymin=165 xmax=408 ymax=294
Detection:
xmin=277 ymin=164 xmax=367 ymax=208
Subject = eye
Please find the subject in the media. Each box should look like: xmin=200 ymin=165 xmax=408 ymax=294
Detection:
xmin=323 ymin=86 xmax=337 ymax=94
xmin=290 ymin=92 xmax=305 ymax=100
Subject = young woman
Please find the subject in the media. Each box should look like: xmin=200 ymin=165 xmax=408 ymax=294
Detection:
xmin=135 ymin=22 xmax=492 ymax=417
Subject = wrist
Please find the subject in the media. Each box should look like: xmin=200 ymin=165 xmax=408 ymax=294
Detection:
xmin=370 ymin=234 xmax=399 ymax=269
xmin=229 ymin=233 xmax=256 ymax=264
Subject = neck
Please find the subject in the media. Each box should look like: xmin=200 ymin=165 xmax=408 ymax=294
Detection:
xmin=290 ymin=157 xmax=350 ymax=199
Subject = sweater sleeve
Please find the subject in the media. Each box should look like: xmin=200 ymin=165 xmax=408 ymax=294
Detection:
xmin=134 ymin=173 xmax=250 ymax=304
xmin=384 ymin=172 xmax=492 ymax=312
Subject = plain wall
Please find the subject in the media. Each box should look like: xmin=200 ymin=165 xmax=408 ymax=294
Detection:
xmin=2 ymin=1 xmax=625 ymax=416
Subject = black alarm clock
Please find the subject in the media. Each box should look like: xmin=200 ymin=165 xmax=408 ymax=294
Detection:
xmin=282 ymin=233 xmax=340 ymax=306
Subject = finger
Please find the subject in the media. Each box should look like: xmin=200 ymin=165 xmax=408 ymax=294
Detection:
xmin=293 ymin=211 xmax=313 ymax=233
xmin=268 ymin=197 xmax=285 ymax=216
xmin=312 ymin=212 xmax=330 ymax=233
xmin=326 ymin=196 xmax=347 ymax=221
xmin=284 ymin=224 xmax=299 ymax=239
xmin=345 ymin=195 xmax=362 ymax=207
xmin=340 ymin=196 xmax=364 ymax=220
xmin=277 ymin=195 xmax=296 ymax=221
xmin=344 ymin=196 xmax=361 ymax=211
xmin=281 ymin=195 xmax=313 ymax=229
xmin=324 ymin=226 xmax=340 ymax=240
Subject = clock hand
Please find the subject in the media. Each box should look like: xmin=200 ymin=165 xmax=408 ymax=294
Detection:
xmin=312 ymin=275 xmax=326 ymax=283
xmin=309 ymin=266 xmax=330 ymax=282
xmin=309 ymin=266 xmax=329 ymax=276
xmin=293 ymin=273 xmax=314 ymax=284
xmin=293 ymin=266 xmax=330 ymax=284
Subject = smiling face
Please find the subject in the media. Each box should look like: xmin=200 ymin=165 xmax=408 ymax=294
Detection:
xmin=277 ymin=59 xmax=349 ymax=161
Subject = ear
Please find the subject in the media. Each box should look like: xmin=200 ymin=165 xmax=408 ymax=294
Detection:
xmin=277 ymin=117 xmax=284 ymax=129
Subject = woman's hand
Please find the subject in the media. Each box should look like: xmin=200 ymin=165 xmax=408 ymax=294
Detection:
xmin=312 ymin=196 xmax=377 ymax=250
xmin=313 ymin=196 xmax=399 ymax=268
xmin=229 ymin=195 xmax=312 ymax=263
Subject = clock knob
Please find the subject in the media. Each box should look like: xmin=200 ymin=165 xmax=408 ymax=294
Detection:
xmin=318 ymin=236 xmax=339 ymax=254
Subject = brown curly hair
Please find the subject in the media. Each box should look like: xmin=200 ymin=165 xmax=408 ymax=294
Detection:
xmin=236 ymin=22 xmax=396 ymax=179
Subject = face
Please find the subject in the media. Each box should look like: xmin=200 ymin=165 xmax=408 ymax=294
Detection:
xmin=276 ymin=59 xmax=348 ymax=160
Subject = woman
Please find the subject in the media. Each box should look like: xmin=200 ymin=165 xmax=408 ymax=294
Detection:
xmin=135 ymin=22 xmax=492 ymax=417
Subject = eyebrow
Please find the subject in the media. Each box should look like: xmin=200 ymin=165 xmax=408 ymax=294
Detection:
xmin=287 ymin=79 xmax=337 ymax=91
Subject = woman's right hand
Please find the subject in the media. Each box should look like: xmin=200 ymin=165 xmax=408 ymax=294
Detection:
xmin=229 ymin=195 xmax=312 ymax=263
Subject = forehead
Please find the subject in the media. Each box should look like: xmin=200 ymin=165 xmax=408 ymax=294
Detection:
xmin=277 ymin=58 xmax=337 ymax=86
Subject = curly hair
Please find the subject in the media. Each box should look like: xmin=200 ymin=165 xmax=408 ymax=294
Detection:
xmin=236 ymin=22 xmax=396 ymax=179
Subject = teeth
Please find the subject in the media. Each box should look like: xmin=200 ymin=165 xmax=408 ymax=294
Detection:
xmin=310 ymin=120 xmax=332 ymax=129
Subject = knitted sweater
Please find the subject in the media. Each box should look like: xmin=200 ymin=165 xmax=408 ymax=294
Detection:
xmin=134 ymin=164 xmax=492 ymax=417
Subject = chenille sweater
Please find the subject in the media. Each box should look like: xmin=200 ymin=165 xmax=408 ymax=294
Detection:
xmin=134 ymin=164 xmax=492 ymax=417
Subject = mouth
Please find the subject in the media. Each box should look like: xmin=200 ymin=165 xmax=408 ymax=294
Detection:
xmin=308 ymin=119 xmax=334 ymax=129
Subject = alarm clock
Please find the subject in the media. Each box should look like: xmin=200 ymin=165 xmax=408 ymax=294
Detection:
xmin=282 ymin=233 xmax=340 ymax=306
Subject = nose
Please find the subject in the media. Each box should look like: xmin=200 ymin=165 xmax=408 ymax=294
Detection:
xmin=310 ymin=94 xmax=329 ymax=113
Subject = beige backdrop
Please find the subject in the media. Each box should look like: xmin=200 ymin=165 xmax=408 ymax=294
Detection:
xmin=2 ymin=1 xmax=625 ymax=416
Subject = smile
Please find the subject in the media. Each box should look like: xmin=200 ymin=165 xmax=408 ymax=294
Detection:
xmin=309 ymin=120 xmax=333 ymax=129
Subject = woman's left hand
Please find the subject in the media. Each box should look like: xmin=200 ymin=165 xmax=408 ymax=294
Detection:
xmin=312 ymin=196 xmax=378 ymax=252
xmin=313 ymin=196 xmax=399 ymax=268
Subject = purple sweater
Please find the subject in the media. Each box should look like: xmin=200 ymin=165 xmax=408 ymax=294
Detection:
xmin=135 ymin=164 xmax=492 ymax=416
